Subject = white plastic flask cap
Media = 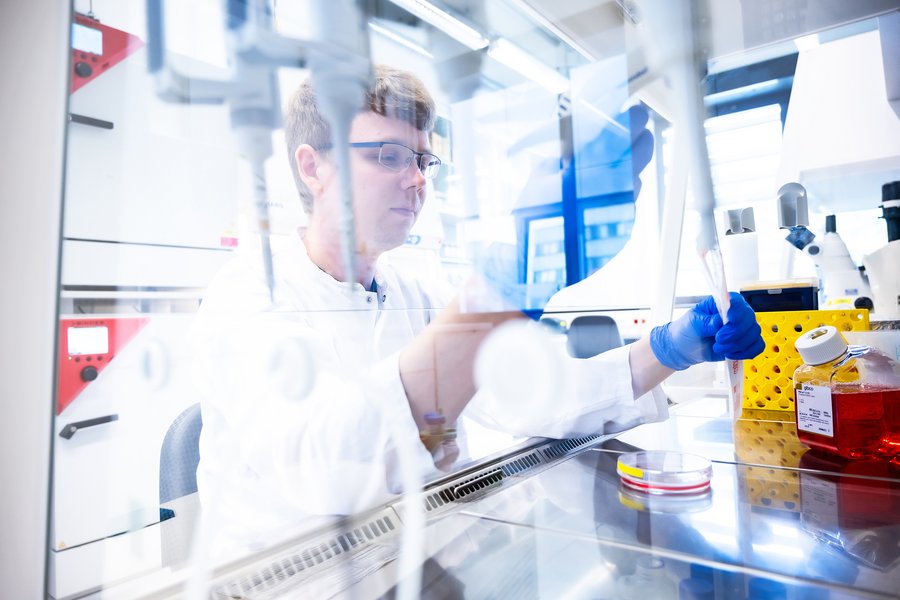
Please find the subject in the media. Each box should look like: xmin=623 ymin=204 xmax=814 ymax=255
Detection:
xmin=795 ymin=325 xmax=848 ymax=366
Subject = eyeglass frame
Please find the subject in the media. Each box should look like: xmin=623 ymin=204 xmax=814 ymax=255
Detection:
xmin=330 ymin=141 xmax=442 ymax=179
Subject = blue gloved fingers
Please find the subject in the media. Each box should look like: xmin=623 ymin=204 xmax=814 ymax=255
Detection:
xmin=713 ymin=313 xmax=761 ymax=346
xmin=649 ymin=295 xmax=723 ymax=371
xmin=694 ymin=294 xmax=724 ymax=316
xmin=724 ymin=292 xmax=755 ymax=322
xmin=714 ymin=332 xmax=765 ymax=360
xmin=687 ymin=305 xmax=723 ymax=339
xmin=712 ymin=293 xmax=764 ymax=359
xmin=714 ymin=326 xmax=762 ymax=355
xmin=715 ymin=310 xmax=761 ymax=339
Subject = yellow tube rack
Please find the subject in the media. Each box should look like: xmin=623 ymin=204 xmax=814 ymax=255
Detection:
xmin=742 ymin=309 xmax=869 ymax=412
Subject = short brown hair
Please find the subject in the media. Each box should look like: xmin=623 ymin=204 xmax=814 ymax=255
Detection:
xmin=284 ymin=65 xmax=437 ymax=214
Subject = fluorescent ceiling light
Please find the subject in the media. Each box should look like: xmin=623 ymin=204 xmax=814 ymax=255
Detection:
xmin=388 ymin=0 xmax=488 ymax=50
xmin=487 ymin=37 xmax=569 ymax=95
xmin=368 ymin=20 xmax=433 ymax=58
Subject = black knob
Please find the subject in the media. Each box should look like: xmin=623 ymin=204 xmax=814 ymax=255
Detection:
xmin=80 ymin=365 xmax=98 ymax=382
xmin=854 ymin=296 xmax=874 ymax=310
xmin=74 ymin=61 xmax=93 ymax=78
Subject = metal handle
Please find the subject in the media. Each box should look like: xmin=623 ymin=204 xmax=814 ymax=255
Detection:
xmin=69 ymin=113 xmax=114 ymax=130
xmin=59 ymin=414 xmax=118 ymax=439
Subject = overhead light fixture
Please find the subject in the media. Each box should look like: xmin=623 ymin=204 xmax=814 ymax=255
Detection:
xmin=487 ymin=37 xmax=569 ymax=95
xmin=368 ymin=20 xmax=434 ymax=58
xmin=388 ymin=0 xmax=489 ymax=50
xmin=388 ymin=0 xmax=569 ymax=94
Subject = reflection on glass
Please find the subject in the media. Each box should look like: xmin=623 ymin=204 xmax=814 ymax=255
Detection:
xmin=800 ymin=451 xmax=900 ymax=571
xmin=47 ymin=0 xmax=900 ymax=597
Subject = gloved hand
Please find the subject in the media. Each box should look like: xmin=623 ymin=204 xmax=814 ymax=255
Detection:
xmin=650 ymin=292 xmax=764 ymax=371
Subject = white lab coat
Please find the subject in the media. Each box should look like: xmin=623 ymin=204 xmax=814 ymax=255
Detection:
xmin=189 ymin=233 xmax=666 ymax=551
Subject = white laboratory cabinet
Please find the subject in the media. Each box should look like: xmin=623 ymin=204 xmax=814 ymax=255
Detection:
xmin=63 ymin=25 xmax=239 ymax=288
xmin=49 ymin=314 xmax=199 ymax=598
xmin=49 ymin=15 xmax=240 ymax=598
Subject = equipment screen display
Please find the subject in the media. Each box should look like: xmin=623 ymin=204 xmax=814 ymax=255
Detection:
xmin=68 ymin=326 xmax=109 ymax=356
xmin=72 ymin=23 xmax=103 ymax=55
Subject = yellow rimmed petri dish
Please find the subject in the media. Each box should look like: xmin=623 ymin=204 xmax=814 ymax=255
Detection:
xmin=617 ymin=451 xmax=713 ymax=495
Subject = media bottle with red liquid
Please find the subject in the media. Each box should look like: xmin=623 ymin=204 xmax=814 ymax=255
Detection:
xmin=793 ymin=326 xmax=900 ymax=459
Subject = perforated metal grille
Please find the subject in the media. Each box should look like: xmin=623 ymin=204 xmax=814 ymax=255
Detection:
xmin=541 ymin=435 xmax=602 ymax=459
xmin=211 ymin=434 xmax=606 ymax=598
xmin=500 ymin=451 xmax=541 ymax=476
xmin=451 ymin=468 xmax=505 ymax=500
xmin=213 ymin=514 xmax=396 ymax=599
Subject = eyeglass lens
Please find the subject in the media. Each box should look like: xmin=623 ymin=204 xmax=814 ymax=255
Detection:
xmin=378 ymin=143 xmax=441 ymax=179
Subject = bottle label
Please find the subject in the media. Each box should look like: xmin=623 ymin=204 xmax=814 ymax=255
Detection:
xmin=796 ymin=384 xmax=834 ymax=437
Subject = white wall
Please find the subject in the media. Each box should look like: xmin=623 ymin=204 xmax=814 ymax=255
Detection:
xmin=0 ymin=1 xmax=71 ymax=597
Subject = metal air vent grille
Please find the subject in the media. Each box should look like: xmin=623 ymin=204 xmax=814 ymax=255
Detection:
xmin=451 ymin=467 xmax=505 ymax=500
xmin=212 ymin=513 xmax=397 ymax=599
xmin=209 ymin=433 xmax=608 ymax=599
xmin=541 ymin=435 xmax=602 ymax=459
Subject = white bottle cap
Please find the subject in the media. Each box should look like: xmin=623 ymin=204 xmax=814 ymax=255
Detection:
xmin=795 ymin=325 xmax=848 ymax=365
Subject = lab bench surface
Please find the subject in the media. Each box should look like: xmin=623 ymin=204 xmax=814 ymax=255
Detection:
xmin=90 ymin=397 xmax=900 ymax=599
xmin=338 ymin=397 xmax=900 ymax=599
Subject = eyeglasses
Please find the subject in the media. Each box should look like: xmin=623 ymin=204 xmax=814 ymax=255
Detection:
xmin=349 ymin=141 xmax=442 ymax=179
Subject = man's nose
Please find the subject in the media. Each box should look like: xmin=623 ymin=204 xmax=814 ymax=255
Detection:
xmin=403 ymin=160 xmax=427 ymax=188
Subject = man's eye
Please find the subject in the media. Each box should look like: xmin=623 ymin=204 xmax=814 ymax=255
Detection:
xmin=379 ymin=148 xmax=406 ymax=168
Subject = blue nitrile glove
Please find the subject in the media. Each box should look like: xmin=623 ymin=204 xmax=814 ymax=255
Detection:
xmin=650 ymin=292 xmax=765 ymax=371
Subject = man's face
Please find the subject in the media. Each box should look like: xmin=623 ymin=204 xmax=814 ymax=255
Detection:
xmin=318 ymin=111 xmax=430 ymax=255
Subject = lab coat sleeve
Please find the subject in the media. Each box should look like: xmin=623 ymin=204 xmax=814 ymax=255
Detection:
xmin=464 ymin=341 xmax=668 ymax=439
xmin=190 ymin=309 xmax=435 ymax=526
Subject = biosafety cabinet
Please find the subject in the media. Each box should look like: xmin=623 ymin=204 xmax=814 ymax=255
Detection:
xmin=5 ymin=0 xmax=900 ymax=599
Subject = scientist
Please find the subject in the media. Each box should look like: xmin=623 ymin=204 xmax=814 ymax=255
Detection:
xmin=190 ymin=65 xmax=764 ymax=550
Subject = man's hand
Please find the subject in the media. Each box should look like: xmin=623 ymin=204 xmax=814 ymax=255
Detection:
xmin=649 ymin=292 xmax=765 ymax=371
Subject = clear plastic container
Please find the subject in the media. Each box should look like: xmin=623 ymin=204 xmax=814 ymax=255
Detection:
xmin=616 ymin=451 xmax=712 ymax=495
xmin=793 ymin=325 xmax=900 ymax=459
xmin=618 ymin=484 xmax=712 ymax=513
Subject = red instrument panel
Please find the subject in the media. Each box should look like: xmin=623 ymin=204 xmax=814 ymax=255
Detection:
xmin=70 ymin=14 xmax=143 ymax=94
xmin=56 ymin=317 xmax=148 ymax=414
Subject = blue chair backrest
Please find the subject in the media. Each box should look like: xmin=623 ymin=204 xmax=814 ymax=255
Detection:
xmin=159 ymin=403 xmax=203 ymax=504
xmin=567 ymin=315 xmax=623 ymax=358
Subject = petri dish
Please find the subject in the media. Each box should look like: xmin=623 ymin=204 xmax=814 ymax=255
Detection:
xmin=618 ymin=483 xmax=712 ymax=513
xmin=617 ymin=451 xmax=712 ymax=495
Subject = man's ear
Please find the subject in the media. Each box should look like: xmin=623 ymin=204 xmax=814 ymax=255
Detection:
xmin=295 ymin=144 xmax=325 ymax=194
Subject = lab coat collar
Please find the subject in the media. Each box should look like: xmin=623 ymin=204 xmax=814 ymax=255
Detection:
xmin=291 ymin=233 xmax=390 ymax=301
